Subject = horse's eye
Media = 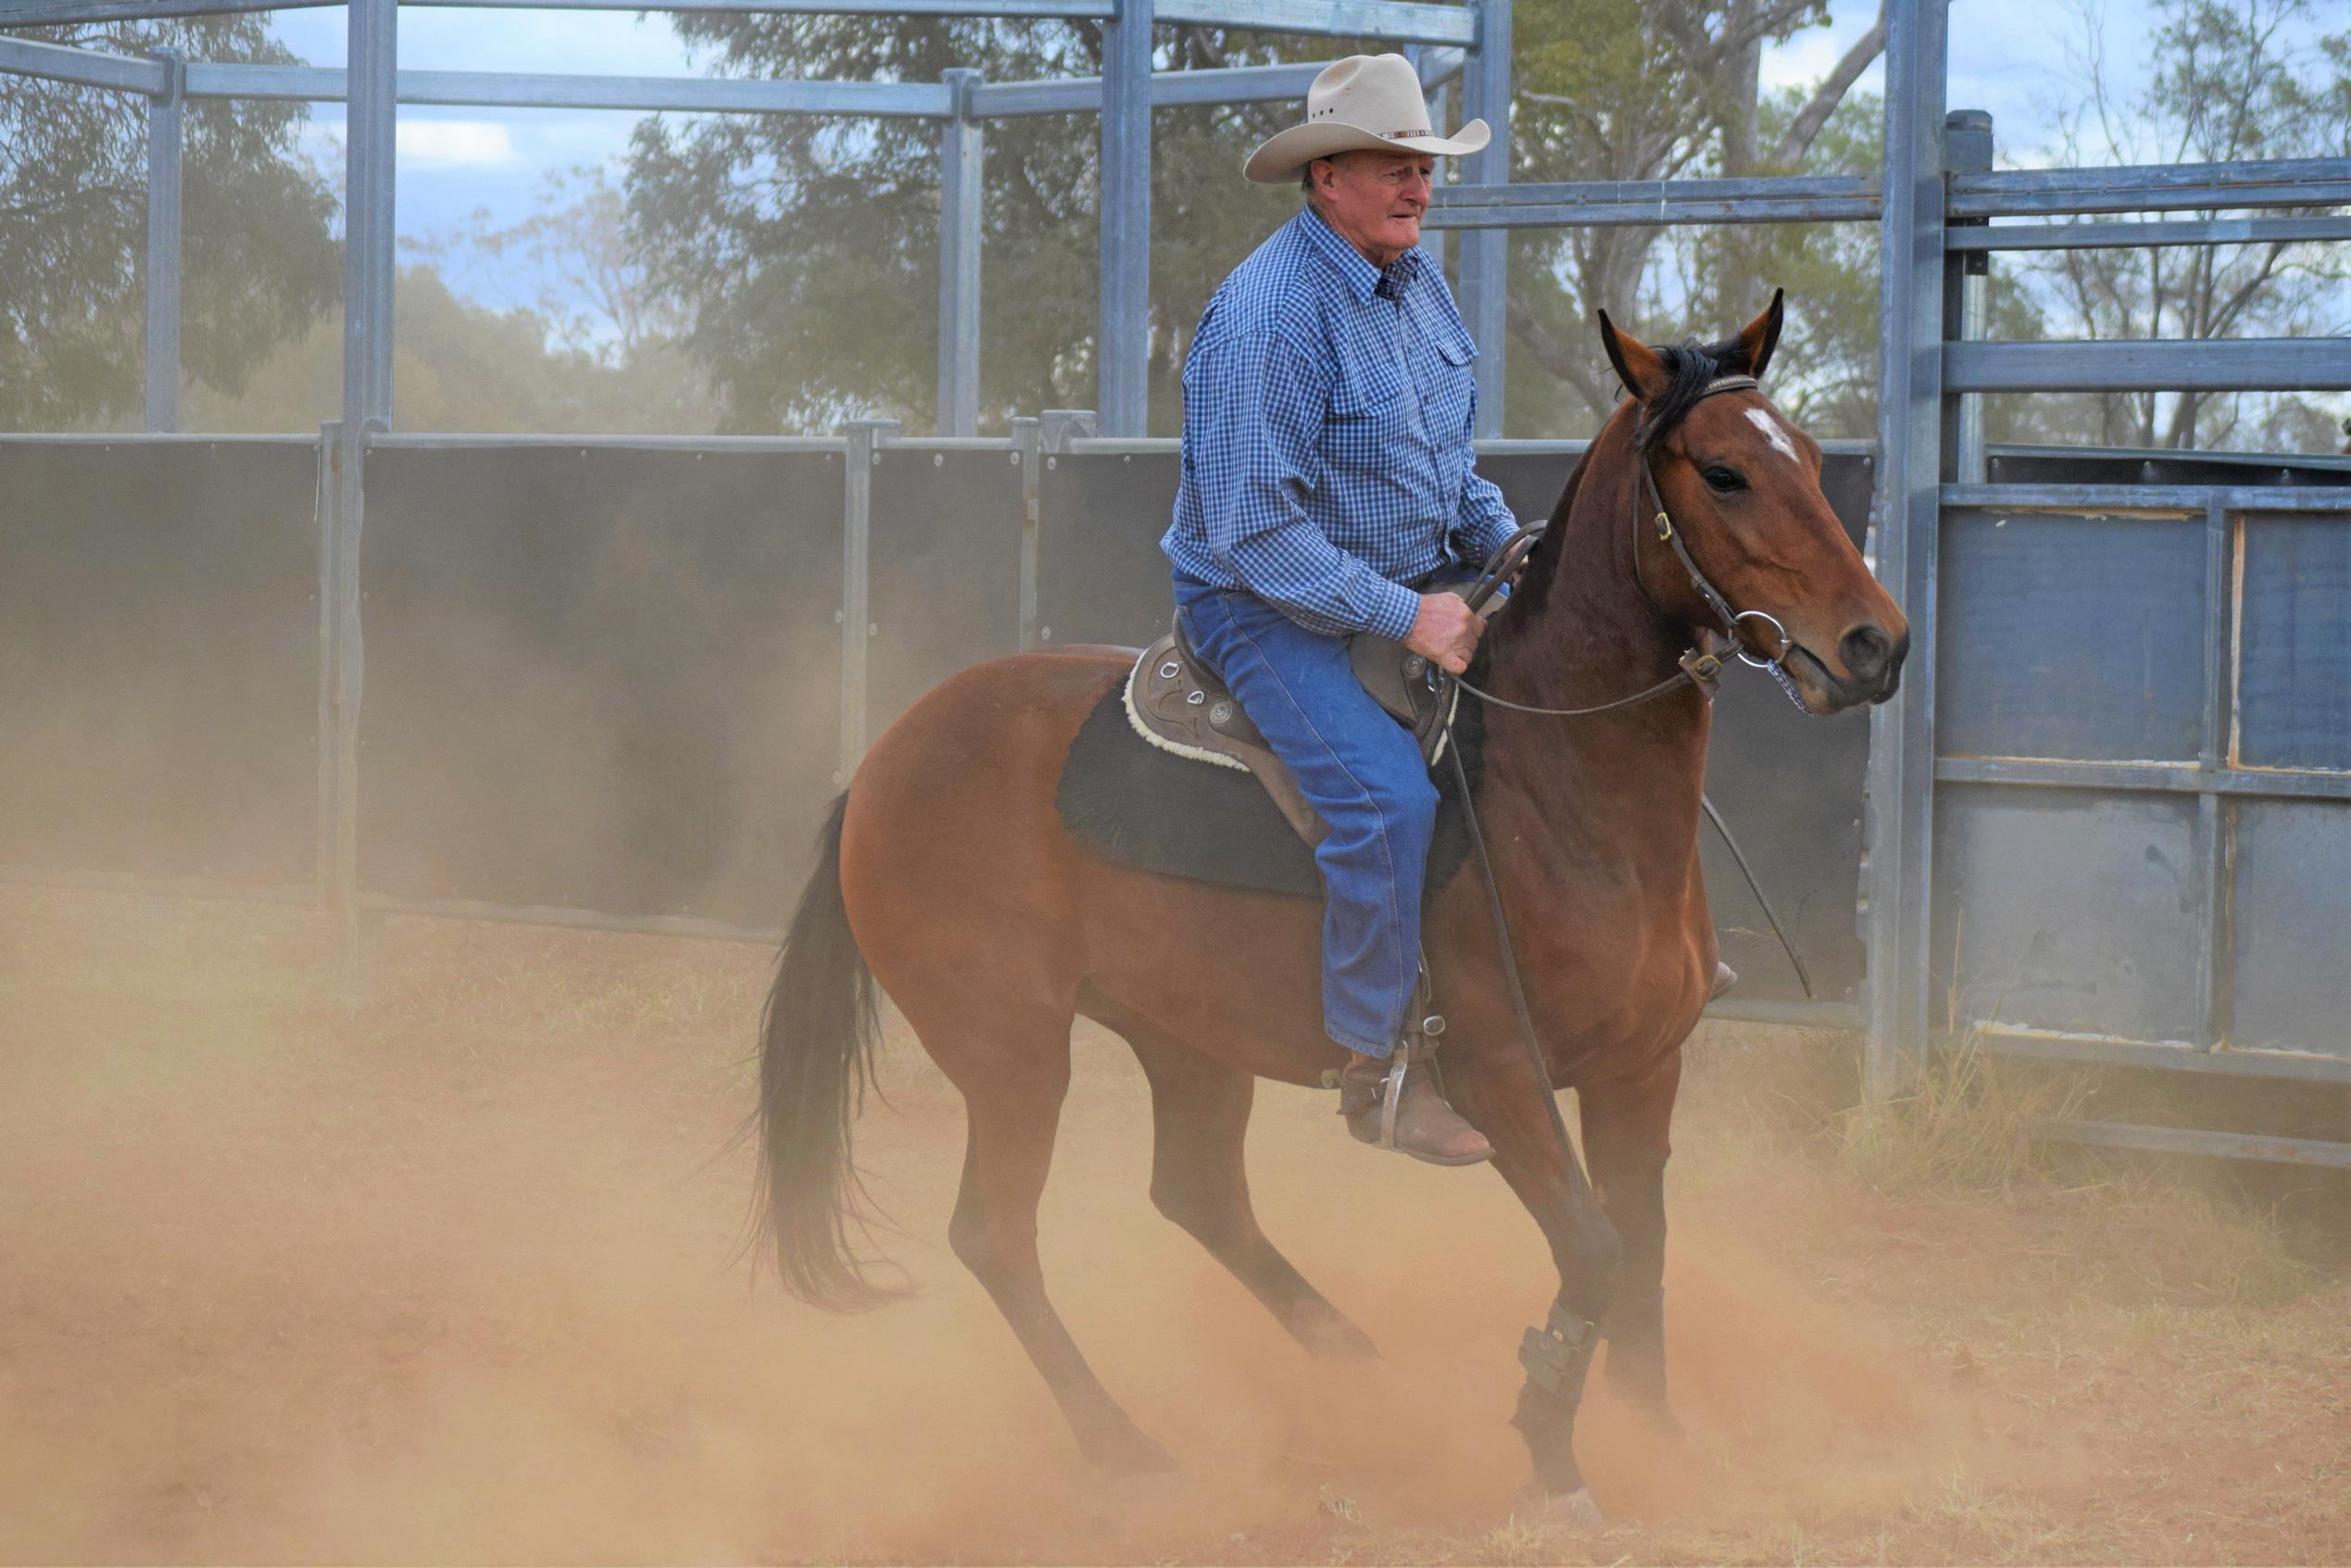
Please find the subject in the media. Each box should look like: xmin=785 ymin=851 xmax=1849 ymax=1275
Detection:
xmin=1703 ymin=465 xmax=1745 ymax=494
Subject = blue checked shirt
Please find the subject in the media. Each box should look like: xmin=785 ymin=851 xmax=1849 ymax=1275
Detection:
xmin=1163 ymin=204 xmax=1519 ymax=640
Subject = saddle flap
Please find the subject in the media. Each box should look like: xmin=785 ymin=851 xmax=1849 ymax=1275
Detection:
xmin=1126 ymin=620 xmax=1324 ymax=844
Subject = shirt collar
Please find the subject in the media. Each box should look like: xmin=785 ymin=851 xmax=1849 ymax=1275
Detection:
xmin=1297 ymin=204 xmax=1421 ymax=305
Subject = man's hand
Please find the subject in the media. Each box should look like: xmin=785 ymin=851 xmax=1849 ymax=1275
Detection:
xmin=1404 ymin=591 xmax=1482 ymax=675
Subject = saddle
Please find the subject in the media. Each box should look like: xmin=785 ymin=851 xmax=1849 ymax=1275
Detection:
xmin=1125 ymin=581 xmax=1498 ymax=844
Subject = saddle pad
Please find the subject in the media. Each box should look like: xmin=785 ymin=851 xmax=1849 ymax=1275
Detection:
xmin=1055 ymin=677 xmax=1480 ymax=901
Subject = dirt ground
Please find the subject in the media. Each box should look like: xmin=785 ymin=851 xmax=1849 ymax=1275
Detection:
xmin=2 ymin=884 xmax=2345 ymax=1565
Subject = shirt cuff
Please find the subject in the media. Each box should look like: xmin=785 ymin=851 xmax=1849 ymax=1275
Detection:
xmin=1362 ymin=576 xmax=1422 ymax=643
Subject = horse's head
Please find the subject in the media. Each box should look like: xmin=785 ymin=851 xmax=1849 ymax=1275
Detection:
xmin=1594 ymin=293 xmax=1907 ymax=714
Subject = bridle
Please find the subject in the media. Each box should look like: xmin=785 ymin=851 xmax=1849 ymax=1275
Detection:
xmin=1453 ymin=373 xmax=1812 ymax=718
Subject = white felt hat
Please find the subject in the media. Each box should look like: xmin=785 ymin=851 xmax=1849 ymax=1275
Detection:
xmin=1242 ymin=53 xmax=1490 ymax=184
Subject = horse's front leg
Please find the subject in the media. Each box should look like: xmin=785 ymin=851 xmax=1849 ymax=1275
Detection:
xmin=1579 ymin=1048 xmax=1683 ymax=1436
xmin=1444 ymin=1039 xmax=1624 ymax=1510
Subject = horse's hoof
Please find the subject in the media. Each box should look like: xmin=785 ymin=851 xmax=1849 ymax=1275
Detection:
xmin=1517 ymin=1485 xmax=1609 ymax=1533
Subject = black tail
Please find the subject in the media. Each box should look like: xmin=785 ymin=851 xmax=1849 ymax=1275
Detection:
xmin=753 ymin=793 xmax=904 ymax=1311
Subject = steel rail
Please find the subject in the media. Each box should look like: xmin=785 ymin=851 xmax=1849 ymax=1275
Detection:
xmin=1947 ymin=157 xmax=2351 ymax=217
xmin=2036 ymin=1118 xmax=2351 ymax=1168
xmin=1937 ymin=756 xmax=2351 ymax=804
xmin=1943 ymin=483 xmax=2351 ymax=511
xmin=1948 ymin=214 xmax=2351 ymax=251
xmin=1945 ymin=338 xmax=2351 ymax=394
xmin=0 ymin=32 xmax=167 ymax=94
xmin=184 ymin=62 xmax=958 ymax=116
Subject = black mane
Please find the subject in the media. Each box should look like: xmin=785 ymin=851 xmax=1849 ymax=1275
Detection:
xmin=1632 ymin=330 xmax=1754 ymax=451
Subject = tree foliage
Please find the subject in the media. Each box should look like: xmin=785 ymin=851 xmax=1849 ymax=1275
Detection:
xmin=622 ymin=3 xmax=1887 ymax=438
xmin=2014 ymin=0 xmax=2351 ymax=450
xmin=0 ymin=18 xmax=338 ymax=430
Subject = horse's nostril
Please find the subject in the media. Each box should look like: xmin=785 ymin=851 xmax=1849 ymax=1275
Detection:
xmin=1841 ymin=624 xmax=1893 ymax=682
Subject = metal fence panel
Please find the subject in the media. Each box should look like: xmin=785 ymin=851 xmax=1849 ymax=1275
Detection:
xmin=1933 ymin=784 xmax=2206 ymax=1042
xmin=867 ymin=445 xmax=1027 ymax=737
xmin=1033 ymin=448 xmax=1182 ymax=647
xmin=1939 ymin=512 xmax=2208 ymax=763
xmin=357 ymin=445 xmax=843 ymax=928
xmin=2230 ymin=800 xmax=2351 ymax=1060
xmin=0 ymin=438 xmax=319 ymax=889
xmin=2235 ymin=511 xmax=2351 ymax=772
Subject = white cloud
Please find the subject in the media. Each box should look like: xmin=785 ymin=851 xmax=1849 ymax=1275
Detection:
xmin=396 ymin=119 xmax=519 ymax=169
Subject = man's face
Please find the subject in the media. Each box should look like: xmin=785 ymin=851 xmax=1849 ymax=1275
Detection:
xmin=1311 ymin=150 xmax=1435 ymax=267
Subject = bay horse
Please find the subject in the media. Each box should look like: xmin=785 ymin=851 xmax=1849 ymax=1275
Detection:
xmin=753 ymin=296 xmax=1907 ymax=1511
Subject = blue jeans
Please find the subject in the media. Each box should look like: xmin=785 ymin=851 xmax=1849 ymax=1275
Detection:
xmin=1176 ymin=578 xmax=1436 ymax=1058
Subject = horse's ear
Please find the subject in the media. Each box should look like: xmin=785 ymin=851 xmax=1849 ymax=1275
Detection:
xmin=1597 ymin=309 xmax=1672 ymax=404
xmin=1732 ymin=288 xmax=1786 ymax=380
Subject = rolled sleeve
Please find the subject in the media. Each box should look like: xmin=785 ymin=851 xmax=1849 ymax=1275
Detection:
xmin=1188 ymin=334 xmax=1418 ymax=638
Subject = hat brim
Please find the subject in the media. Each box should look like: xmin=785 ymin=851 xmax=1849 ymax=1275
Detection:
xmin=1242 ymin=117 xmax=1490 ymax=183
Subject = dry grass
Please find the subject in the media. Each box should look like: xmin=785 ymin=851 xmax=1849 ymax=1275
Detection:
xmin=1836 ymin=1034 xmax=2096 ymax=1199
xmin=2 ymin=887 xmax=2346 ymax=1566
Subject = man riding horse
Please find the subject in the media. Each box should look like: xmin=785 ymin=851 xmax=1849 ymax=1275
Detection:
xmin=1163 ymin=53 xmax=1505 ymax=1166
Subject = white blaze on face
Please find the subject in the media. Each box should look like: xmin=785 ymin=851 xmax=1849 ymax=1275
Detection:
xmin=1745 ymin=406 xmax=1801 ymax=465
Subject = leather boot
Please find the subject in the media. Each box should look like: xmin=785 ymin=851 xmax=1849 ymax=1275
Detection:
xmin=1339 ymin=1049 xmax=1493 ymax=1166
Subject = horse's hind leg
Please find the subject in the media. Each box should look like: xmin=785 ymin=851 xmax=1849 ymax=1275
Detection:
xmin=938 ymin=1017 xmax=1177 ymax=1475
xmin=1107 ymin=1010 xmax=1377 ymax=1361
xmin=1579 ymin=1048 xmax=1683 ymax=1436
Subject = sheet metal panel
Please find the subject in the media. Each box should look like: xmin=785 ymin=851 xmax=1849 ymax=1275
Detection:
xmin=1032 ymin=449 xmax=1182 ymax=647
xmin=2234 ymin=511 xmax=2351 ymax=772
xmin=0 ymin=439 xmax=319 ymax=886
xmin=1932 ymin=784 xmax=2204 ymax=1044
xmin=358 ymin=445 xmax=842 ymax=928
xmin=1939 ymin=511 xmax=2206 ymax=763
xmin=2228 ymin=800 xmax=2351 ymax=1060
xmin=867 ymin=445 xmax=1027 ymax=738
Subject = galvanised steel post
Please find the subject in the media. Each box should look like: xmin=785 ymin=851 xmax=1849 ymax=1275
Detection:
xmin=333 ymin=0 xmax=396 ymax=994
xmin=1944 ymin=109 xmax=1992 ymax=485
xmin=142 ymin=47 xmax=183 ymax=433
xmin=1456 ymin=0 xmax=1510 ymax=436
xmin=937 ymin=68 xmax=985 ymax=437
xmin=836 ymin=419 xmax=899 ymax=783
xmin=1098 ymin=0 xmax=1152 ymax=436
xmin=1012 ymin=415 xmax=1043 ymax=648
xmin=1862 ymin=0 xmax=1949 ymax=1101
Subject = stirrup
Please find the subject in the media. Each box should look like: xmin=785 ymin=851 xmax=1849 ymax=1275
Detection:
xmin=1376 ymin=1007 xmax=1448 ymax=1150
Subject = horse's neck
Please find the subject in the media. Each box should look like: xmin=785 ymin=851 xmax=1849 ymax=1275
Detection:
xmin=1477 ymin=435 xmax=1712 ymax=858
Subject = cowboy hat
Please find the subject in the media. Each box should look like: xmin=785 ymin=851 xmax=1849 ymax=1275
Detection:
xmin=1243 ymin=53 xmax=1490 ymax=184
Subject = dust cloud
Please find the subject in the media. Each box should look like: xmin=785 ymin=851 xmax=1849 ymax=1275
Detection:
xmin=0 ymin=887 xmax=2122 ymax=1567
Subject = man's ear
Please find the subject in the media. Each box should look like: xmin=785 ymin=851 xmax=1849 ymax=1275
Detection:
xmin=1732 ymin=288 xmax=1786 ymax=380
xmin=1597 ymin=309 xmax=1672 ymax=404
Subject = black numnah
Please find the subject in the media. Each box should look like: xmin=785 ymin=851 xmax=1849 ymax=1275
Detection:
xmin=1052 ymin=676 xmax=1480 ymax=901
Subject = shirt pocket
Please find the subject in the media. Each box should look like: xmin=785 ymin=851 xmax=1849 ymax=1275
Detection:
xmin=1327 ymin=340 xmax=1409 ymax=420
